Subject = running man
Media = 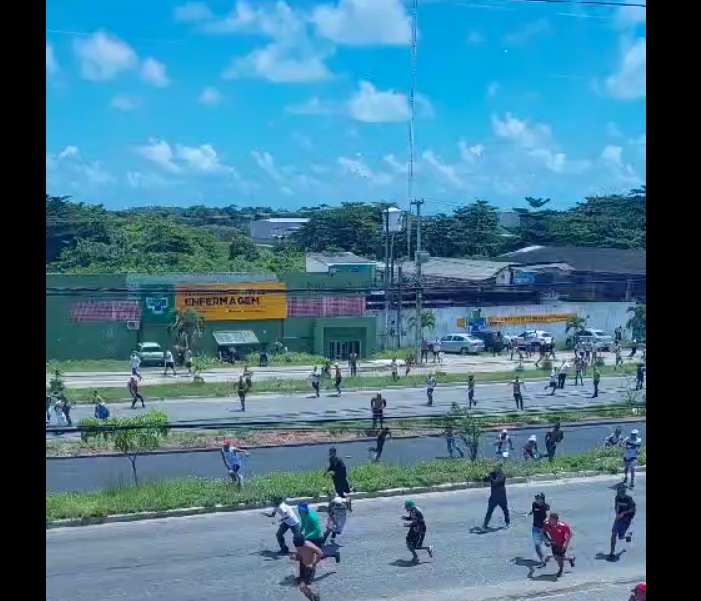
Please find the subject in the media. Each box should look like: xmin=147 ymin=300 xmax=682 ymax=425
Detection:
xmin=544 ymin=422 xmax=564 ymax=463
xmin=543 ymin=512 xmax=575 ymax=578
xmin=426 ymin=373 xmax=437 ymax=406
xmin=401 ymin=500 xmax=434 ymax=563
xmin=309 ymin=367 xmax=321 ymax=398
xmin=574 ymin=356 xmax=584 ymax=386
xmin=614 ymin=343 xmax=624 ymax=370
xmin=334 ymin=363 xmax=343 ymax=395
xmin=635 ymin=362 xmax=645 ymax=390
xmin=528 ymin=492 xmax=550 ymax=566
xmin=298 ymin=502 xmax=324 ymax=546
xmin=604 ymin=426 xmax=623 ymax=447
xmin=327 ymin=447 xmax=352 ymax=497
xmin=369 ymin=427 xmax=391 ymax=462
xmin=494 ymin=429 xmax=514 ymax=459
xmin=629 ymin=583 xmax=646 ymax=601
xmin=370 ymin=393 xmax=387 ymax=430
xmin=591 ymin=366 xmax=601 ymax=398
xmin=509 ymin=377 xmax=525 ymax=411
xmin=163 ymin=349 xmax=177 ymax=376
xmin=236 ymin=375 xmax=247 ymax=412
xmin=467 ymin=375 xmax=476 ymax=407
xmin=291 ymin=536 xmax=323 ymax=601
xmin=321 ymin=495 xmax=351 ymax=545
xmin=523 ymin=435 xmax=539 ymax=461
xmin=622 ymin=428 xmax=642 ymax=488
xmin=221 ymin=440 xmax=249 ymax=487
xmin=129 ymin=352 xmax=143 ymax=380
xmin=443 ymin=425 xmax=465 ymax=459
xmin=390 ymin=358 xmax=399 ymax=381
xmin=482 ymin=463 xmax=510 ymax=529
xmin=609 ymin=483 xmax=636 ymax=560
xmin=263 ymin=497 xmax=302 ymax=554
xmin=545 ymin=370 xmax=557 ymax=395
xmin=128 ymin=377 xmax=145 ymax=408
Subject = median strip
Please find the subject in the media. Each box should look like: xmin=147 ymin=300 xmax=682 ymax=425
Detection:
xmin=46 ymin=447 xmax=645 ymax=526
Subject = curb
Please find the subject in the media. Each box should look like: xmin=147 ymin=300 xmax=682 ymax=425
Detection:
xmin=46 ymin=466 xmax=645 ymax=530
xmin=45 ymin=415 xmax=645 ymax=460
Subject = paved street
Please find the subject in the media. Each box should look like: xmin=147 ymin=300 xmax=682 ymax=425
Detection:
xmin=49 ymin=375 xmax=640 ymax=429
xmin=48 ymin=351 xmax=633 ymax=389
xmin=45 ymin=421 xmax=645 ymax=493
xmin=46 ymin=475 xmax=646 ymax=601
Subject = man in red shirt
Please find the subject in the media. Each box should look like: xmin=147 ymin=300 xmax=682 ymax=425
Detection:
xmin=629 ymin=583 xmax=646 ymax=601
xmin=543 ymin=512 xmax=575 ymax=578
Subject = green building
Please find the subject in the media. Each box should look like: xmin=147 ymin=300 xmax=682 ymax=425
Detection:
xmin=46 ymin=272 xmax=376 ymax=361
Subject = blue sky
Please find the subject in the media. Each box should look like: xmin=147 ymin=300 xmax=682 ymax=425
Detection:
xmin=46 ymin=0 xmax=646 ymax=212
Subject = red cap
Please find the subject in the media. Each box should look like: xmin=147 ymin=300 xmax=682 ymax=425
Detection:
xmin=633 ymin=583 xmax=646 ymax=594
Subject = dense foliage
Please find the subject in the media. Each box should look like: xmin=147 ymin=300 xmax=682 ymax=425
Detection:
xmin=46 ymin=188 xmax=645 ymax=274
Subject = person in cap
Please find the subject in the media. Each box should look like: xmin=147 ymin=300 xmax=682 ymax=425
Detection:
xmin=401 ymin=500 xmax=433 ymax=563
xmin=527 ymin=492 xmax=550 ymax=566
xmin=298 ymin=502 xmax=324 ymax=546
xmin=629 ymin=583 xmax=646 ymax=601
xmin=221 ymin=440 xmax=249 ymax=488
xmin=494 ymin=429 xmax=514 ymax=459
xmin=622 ymin=429 xmax=642 ymax=488
xmin=609 ymin=482 xmax=636 ymax=560
xmin=523 ymin=435 xmax=539 ymax=461
xmin=321 ymin=494 xmax=351 ymax=545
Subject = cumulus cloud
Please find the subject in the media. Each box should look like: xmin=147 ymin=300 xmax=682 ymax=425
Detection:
xmin=46 ymin=42 xmax=59 ymax=74
xmin=312 ymin=0 xmax=411 ymax=46
xmin=348 ymin=81 xmax=410 ymax=123
xmin=503 ymin=19 xmax=551 ymax=46
xmin=422 ymin=150 xmax=464 ymax=189
xmin=601 ymin=144 xmax=642 ymax=186
xmin=251 ymin=150 xmax=283 ymax=181
xmin=199 ymin=87 xmax=223 ymax=106
xmin=338 ymin=155 xmax=392 ymax=184
xmin=173 ymin=2 xmax=213 ymax=22
xmin=73 ymin=31 xmax=139 ymax=81
xmin=135 ymin=139 xmax=236 ymax=176
xmin=46 ymin=145 xmax=115 ymax=188
xmin=606 ymin=38 xmax=646 ymax=100
xmin=141 ymin=58 xmax=170 ymax=87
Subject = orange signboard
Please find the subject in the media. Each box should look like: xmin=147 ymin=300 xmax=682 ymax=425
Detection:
xmin=175 ymin=283 xmax=287 ymax=321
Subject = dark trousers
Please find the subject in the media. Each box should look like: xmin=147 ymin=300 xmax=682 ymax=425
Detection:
xmin=350 ymin=363 xmax=357 ymax=377
xmin=333 ymin=477 xmax=351 ymax=497
xmin=483 ymin=496 xmax=510 ymax=528
xmin=372 ymin=410 xmax=384 ymax=429
xmin=312 ymin=382 xmax=320 ymax=397
xmin=276 ymin=522 xmax=301 ymax=551
xmin=592 ymin=381 xmax=599 ymax=397
xmin=575 ymin=371 xmax=583 ymax=385
xmin=557 ymin=374 xmax=566 ymax=388
xmin=130 ymin=392 xmax=145 ymax=408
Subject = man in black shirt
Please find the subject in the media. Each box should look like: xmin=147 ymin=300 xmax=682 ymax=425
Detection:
xmin=528 ymin=492 xmax=550 ymax=566
xmin=369 ymin=427 xmax=391 ymax=462
xmin=482 ymin=463 xmax=511 ymax=529
xmin=401 ymin=500 xmax=434 ymax=563
xmin=545 ymin=422 xmax=564 ymax=463
xmin=326 ymin=447 xmax=351 ymax=497
xmin=609 ymin=483 xmax=636 ymax=560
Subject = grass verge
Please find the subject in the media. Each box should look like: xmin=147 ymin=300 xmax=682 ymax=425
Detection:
xmin=58 ymin=365 xmax=637 ymax=404
xmin=46 ymin=404 xmax=640 ymax=458
xmin=46 ymin=447 xmax=645 ymax=521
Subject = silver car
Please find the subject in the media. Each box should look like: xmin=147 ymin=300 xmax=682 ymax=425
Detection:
xmin=136 ymin=342 xmax=165 ymax=367
xmin=576 ymin=329 xmax=615 ymax=351
xmin=438 ymin=334 xmax=485 ymax=355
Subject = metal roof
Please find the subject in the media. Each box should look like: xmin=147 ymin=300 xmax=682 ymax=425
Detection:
xmin=211 ymin=330 xmax=260 ymax=346
xmin=402 ymin=258 xmax=513 ymax=281
xmin=307 ymin=252 xmax=374 ymax=265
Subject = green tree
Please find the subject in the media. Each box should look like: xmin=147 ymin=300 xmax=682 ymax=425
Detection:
xmin=626 ymin=304 xmax=646 ymax=340
xmin=446 ymin=402 xmax=485 ymax=461
xmin=80 ymin=411 xmax=170 ymax=484
xmin=229 ymin=230 xmax=260 ymax=261
xmin=168 ymin=308 xmax=206 ymax=350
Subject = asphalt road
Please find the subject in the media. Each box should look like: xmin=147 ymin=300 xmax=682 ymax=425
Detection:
xmin=45 ymin=421 xmax=646 ymax=493
xmin=50 ymin=375 xmax=641 ymax=430
xmin=46 ymin=475 xmax=646 ymax=601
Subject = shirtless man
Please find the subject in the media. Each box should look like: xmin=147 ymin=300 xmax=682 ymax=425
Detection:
xmin=291 ymin=536 xmax=324 ymax=601
xmin=508 ymin=377 xmax=526 ymax=411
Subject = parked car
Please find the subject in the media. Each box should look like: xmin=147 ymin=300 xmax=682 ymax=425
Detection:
xmin=470 ymin=329 xmax=505 ymax=352
xmin=136 ymin=342 xmax=165 ymax=367
xmin=574 ymin=329 xmax=615 ymax=351
xmin=513 ymin=330 xmax=554 ymax=351
xmin=438 ymin=334 xmax=486 ymax=355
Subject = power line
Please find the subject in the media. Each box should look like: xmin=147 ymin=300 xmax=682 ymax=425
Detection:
xmin=461 ymin=0 xmax=645 ymax=7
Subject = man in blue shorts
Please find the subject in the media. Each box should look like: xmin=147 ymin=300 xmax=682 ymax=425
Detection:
xmin=608 ymin=482 xmax=636 ymax=560
xmin=221 ymin=440 xmax=249 ymax=488
xmin=528 ymin=492 xmax=550 ymax=566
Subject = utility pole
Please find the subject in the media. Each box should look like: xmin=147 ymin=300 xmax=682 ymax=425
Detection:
xmin=412 ymin=198 xmax=424 ymax=364
xmin=383 ymin=211 xmax=390 ymax=350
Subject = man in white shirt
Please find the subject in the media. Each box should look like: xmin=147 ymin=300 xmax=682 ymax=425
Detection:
xmin=129 ymin=352 xmax=142 ymax=381
xmin=622 ymin=429 xmax=642 ymax=488
xmin=309 ymin=367 xmax=321 ymax=398
xmin=221 ymin=440 xmax=249 ymax=488
xmin=163 ymin=349 xmax=177 ymax=376
xmin=264 ymin=497 xmax=302 ymax=554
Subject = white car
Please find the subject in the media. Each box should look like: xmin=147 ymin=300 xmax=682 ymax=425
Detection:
xmin=576 ymin=329 xmax=615 ymax=351
xmin=514 ymin=330 xmax=554 ymax=350
xmin=438 ymin=334 xmax=485 ymax=355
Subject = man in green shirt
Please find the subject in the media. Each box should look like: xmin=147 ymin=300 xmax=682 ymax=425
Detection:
xmin=298 ymin=502 xmax=324 ymax=545
xmin=592 ymin=367 xmax=601 ymax=398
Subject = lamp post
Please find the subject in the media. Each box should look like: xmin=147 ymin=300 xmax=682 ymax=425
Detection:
xmin=382 ymin=207 xmax=403 ymax=350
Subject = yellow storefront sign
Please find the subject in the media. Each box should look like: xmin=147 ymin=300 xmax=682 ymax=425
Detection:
xmin=175 ymin=283 xmax=287 ymax=321
xmin=486 ymin=313 xmax=576 ymax=326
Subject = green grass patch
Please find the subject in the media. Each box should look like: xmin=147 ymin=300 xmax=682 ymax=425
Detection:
xmin=59 ymin=365 xmax=637 ymax=404
xmin=46 ymin=447 xmax=644 ymax=522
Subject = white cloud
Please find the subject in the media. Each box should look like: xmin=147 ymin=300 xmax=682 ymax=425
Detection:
xmin=73 ymin=31 xmax=138 ymax=81
xmin=383 ymin=154 xmax=407 ymax=174
xmin=46 ymin=42 xmax=58 ymax=74
xmin=458 ymin=141 xmax=485 ymax=161
xmin=58 ymin=145 xmax=79 ymax=159
xmin=79 ymin=162 xmax=115 ymax=186
xmin=348 ymin=81 xmax=410 ymax=123
xmin=338 ymin=156 xmax=392 ymax=184
xmin=111 ymin=96 xmax=139 ymax=111
xmin=487 ymin=82 xmax=499 ymax=98
xmin=251 ymin=150 xmax=283 ymax=181
xmin=46 ymin=146 xmax=115 ymax=188
xmin=606 ymin=122 xmax=623 ymax=138
xmin=135 ymin=139 xmax=181 ymax=173
xmin=422 ymin=150 xmax=463 ymax=189
xmin=177 ymin=144 xmax=236 ymax=175
xmin=601 ymin=145 xmax=623 ymax=166
xmin=312 ymin=0 xmax=411 ymax=46
xmin=141 ymin=58 xmax=170 ymax=87
xmin=491 ymin=112 xmax=587 ymax=174
xmin=606 ymin=38 xmax=646 ymax=100
xmin=199 ymin=87 xmax=223 ymax=106
xmin=286 ymin=97 xmax=337 ymax=115
xmin=466 ymin=30 xmax=485 ymax=46
xmin=615 ymin=6 xmax=646 ymax=30
xmin=601 ymin=144 xmax=642 ymax=186
xmin=503 ymin=19 xmax=551 ymax=46
xmin=223 ymin=45 xmax=331 ymax=82
xmin=173 ymin=2 xmax=213 ymax=22
xmin=126 ymin=171 xmax=173 ymax=189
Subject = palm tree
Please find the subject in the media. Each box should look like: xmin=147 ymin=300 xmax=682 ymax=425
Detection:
xmin=168 ymin=308 xmax=206 ymax=350
xmin=565 ymin=315 xmax=586 ymax=348
xmin=409 ymin=309 xmax=437 ymax=338
xmin=626 ymin=304 xmax=646 ymax=340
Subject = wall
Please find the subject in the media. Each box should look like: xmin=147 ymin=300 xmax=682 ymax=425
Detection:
xmin=370 ymin=301 xmax=633 ymax=348
xmin=46 ymin=274 xmax=138 ymax=360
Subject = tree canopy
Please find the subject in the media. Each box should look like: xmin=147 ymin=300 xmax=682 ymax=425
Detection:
xmin=46 ymin=188 xmax=645 ymax=274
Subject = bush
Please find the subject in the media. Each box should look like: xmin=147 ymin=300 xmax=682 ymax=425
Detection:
xmin=46 ymin=447 xmax=644 ymax=521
